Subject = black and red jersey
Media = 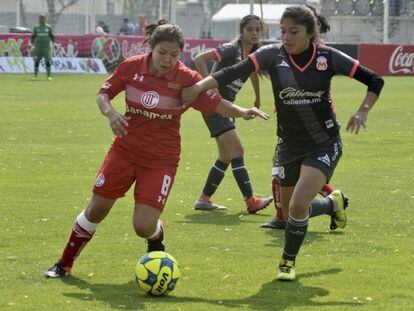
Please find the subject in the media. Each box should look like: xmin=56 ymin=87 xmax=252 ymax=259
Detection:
xmin=211 ymin=39 xmax=259 ymax=102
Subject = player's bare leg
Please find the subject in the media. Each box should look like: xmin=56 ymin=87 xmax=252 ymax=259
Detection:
xmin=278 ymin=166 xmax=326 ymax=281
xmin=195 ymin=129 xmax=271 ymax=213
xmin=133 ymin=204 xmax=164 ymax=252
xmin=44 ymin=194 xmax=115 ymax=278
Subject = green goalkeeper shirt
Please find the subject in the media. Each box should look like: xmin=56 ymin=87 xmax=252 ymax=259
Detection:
xmin=30 ymin=24 xmax=55 ymax=50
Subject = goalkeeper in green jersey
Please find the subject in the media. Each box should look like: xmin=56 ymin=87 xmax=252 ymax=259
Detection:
xmin=29 ymin=14 xmax=56 ymax=80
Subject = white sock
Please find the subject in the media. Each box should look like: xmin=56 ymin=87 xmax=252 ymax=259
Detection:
xmin=147 ymin=220 xmax=162 ymax=240
xmin=76 ymin=211 xmax=99 ymax=234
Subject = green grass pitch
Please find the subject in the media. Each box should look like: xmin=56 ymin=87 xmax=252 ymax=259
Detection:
xmin=0 ymin=74 xmax=413 ymax=310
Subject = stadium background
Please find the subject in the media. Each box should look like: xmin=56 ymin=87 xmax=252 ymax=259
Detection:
xmin=0 ymin=0 xmax=413 ymax=76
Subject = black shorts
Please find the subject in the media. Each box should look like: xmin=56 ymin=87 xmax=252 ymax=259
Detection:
xmin=276 ymin=134 xmax=343 ymax=187
xmin=203 ymin=112 xmax=235 ymax=138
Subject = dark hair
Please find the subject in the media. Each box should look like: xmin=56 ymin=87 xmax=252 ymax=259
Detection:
xmin=144 ymin=19 xmax=185 ymax=50
xmin=304 ymin=4 xmax=331 ymax=35
xmin=239 ymin=14 xmax=264 ymax=35
xmin=281 ymin=6 xmax=318 ymax=41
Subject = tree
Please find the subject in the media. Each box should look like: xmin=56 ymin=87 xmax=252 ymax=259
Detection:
xmin=45 ymin=0 xmax=80 ymax=27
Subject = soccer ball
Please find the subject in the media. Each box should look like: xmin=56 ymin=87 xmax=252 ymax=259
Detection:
xmin=135 ymin=251 xmax=181 ymax=296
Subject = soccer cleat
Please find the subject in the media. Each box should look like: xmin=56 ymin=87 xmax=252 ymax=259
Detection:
xmin=31 ymin=76 xmax=39 ymax=81
xmin=328 ymin=190 xmax=347 ymax=229
xmin=44 ymin=260 xmax=71 ymax=278
xmin=277 ymin=259 xmax=296 ymax=281
xmin=47 ymin=76 xmax=52 ymax=81
xmin=260 ymin=217 xmax=286 ymax=229
xmin=147 ymin=221 xmax=165 ymax=252
xmin=246 ymin=196 xmax=273 ymax=214
xmin=194 ymin=197 xmax=227 ymax=211
xmin=329 ymin=193 xmax=349 ymax=230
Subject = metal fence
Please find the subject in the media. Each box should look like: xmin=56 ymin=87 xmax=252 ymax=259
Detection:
xmin=0 ymin=0 xmax=413 ymax=44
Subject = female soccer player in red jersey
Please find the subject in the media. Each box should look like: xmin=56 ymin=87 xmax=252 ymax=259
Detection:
xmin=181 ymin=6 xmax=384 ymax=281
xmin=261 ymin=5 xmax=347 ymax=230
xmin=192 ymin=15 xmax=272 ymax=213
xmin=44 ymin=20 xmax=269 ymax=278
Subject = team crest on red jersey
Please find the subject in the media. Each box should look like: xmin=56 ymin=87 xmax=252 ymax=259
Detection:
xmin=141 ymin=91 xmax=159 ymax=109
xmin=95 ymin=172 xmax=105 ymax=187
xmin=316 ymin=56 xmax=328 ymax=71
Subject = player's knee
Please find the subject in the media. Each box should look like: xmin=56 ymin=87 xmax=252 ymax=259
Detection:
xmin=45 ymin=60 xmax=51 ymax=67
xmin=229 ymin=145 xmax=244 ymax=159
xmin=133 ymin=221 xmax=155 ymax=238
xmin=288 ymin=197 xmax=309 ymax=216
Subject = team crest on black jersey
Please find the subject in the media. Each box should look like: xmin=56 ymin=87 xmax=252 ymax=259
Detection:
xmin=316 ymin=56 xmax=328 ymax=71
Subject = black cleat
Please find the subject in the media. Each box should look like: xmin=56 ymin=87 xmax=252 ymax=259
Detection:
xmin=260 ymin=217 xmax=286 ymax=229
xmin=44 ymin=261 xmax=71 ymax=278
xmin=146 ymin=221 xmax=165 ymax=252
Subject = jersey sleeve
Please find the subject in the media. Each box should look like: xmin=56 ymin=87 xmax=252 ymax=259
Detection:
xmin=30 ymin=27 xmax=36 ymax=43
xmin=49 ymin=26 xmax=55 ymax=43
xmin=98 ymin=60 xmax=130 ymax=99
xmin=330 ymin=47 xmax=359 ymax=78
xmin=249 ymin=44 xmax=276 ymax=73
xmin=212 ymin=42 xmax=237 ymax=62
xmin=189 ymin=73 xmax=222 ymax=116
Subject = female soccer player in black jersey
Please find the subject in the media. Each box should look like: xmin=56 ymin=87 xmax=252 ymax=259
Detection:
xmin=181 ymin=5 xmax=384 ymax=281
xmin=192 ymin=15 xmax=272 ymax=213
xmin=261 ymin=4 xmax=345 ymax=231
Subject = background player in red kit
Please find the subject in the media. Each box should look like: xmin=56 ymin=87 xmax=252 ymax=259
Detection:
xmin=44 ymin=20 xmax=269 ymax=278
xmin=181 ymin=6 xmax=384 ymax=281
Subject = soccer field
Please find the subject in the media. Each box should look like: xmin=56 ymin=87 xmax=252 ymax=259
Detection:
xmin=0 ymin=74 xmax=413 ymax=310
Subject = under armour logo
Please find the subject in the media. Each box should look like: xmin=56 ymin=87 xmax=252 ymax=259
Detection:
xmin=158 ymin=196 xmax=166 ymax=205
xmin=277 ymin=60 xmax=290 ymax=67
xmin=133 ymin=74 xmax=144 ymax=81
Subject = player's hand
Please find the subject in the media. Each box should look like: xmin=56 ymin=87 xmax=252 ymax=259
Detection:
xmin=241 ymin=107 xmax=270 ymax=121
xmin=106 ymin=109 xmax=130 ymax=138
xmin=253 ymin=98 xmax=261 ymax=109
xmin=346 ymin=110 xmax=368 ymax=134
xmin=181 ymin=84 xmax=203 ymax=107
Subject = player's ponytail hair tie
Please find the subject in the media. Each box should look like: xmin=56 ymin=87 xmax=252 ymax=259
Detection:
xmin=144 ymin=19 xmax=185 ymax=50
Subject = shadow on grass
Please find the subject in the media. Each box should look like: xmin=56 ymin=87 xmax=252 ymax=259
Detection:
xmin=263 ymin=229 xmax=345 ymax=247
xmin=62 ymin=268 xmax=361 ymax=310
xmin=179 ymin=211 xmax=270 ymax=227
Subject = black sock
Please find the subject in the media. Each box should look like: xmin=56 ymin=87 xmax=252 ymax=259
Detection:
xmin=283 ymin=216 xmax=309 ymax=261
xmin=309 ymin=197 xmax=334 ymax=218
xmin=202 ymin=159 xmax=228 ymax=197
xmin=45 ymin=60 xmax=51 ymax=76
xmin=34 ymin=59 xmax=40 ymax=75
xmin=231 ymin=157 xmax=253 ymax=199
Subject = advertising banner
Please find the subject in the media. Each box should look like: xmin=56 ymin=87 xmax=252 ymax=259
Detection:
xmin=0 ymin=33 xmax=226 ymax=72
xmin=0 ymin=56 xmax=107 ymax=74
xmin=359 ymin=44 xmax=414 ymax=76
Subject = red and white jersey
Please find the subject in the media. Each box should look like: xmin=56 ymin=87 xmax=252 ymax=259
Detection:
xmin=99 ymin=54 xmax=221 ymax=168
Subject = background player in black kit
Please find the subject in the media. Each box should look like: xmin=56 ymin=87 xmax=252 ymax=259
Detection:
xmin=192 ymin=15 xmax=272 ymax=213
xmin=182 ymin=5 xmax=384 ymax=281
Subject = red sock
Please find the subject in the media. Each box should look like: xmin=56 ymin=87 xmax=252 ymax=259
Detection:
xmin=276 ymin=207 xmax=285 ymax=221
xmin=272 ymin=176 xmax=285 ymax=221
xmin=319 ymin=183 xmax=335 ymax=197
xmin=60 ymin=221 xmax=94 ymax=268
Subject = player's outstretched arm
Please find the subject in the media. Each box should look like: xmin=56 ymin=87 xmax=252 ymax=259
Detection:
xmin=182 ymin=76 xmax=218 ymax=106
xmin=214 ymin=99 xmax=269 ymax=121
xmin=96 ymin=93 xmax=130 ymax=138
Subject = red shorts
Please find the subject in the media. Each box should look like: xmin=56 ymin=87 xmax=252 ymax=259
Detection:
xmin=92 ymin=150 xmax=177 ymax=211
